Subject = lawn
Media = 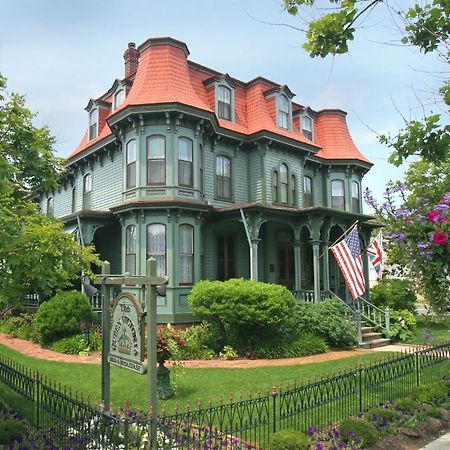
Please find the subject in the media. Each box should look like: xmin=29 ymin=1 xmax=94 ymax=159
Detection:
xmin=408 ymin=315 xmax=450 ymax=345
xmin=0 ymin=344 xmax=387 ymax=413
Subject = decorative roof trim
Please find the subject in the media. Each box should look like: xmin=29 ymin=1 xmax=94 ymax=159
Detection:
xmin=138 ymin=37 xmax=190 ymax=57
xmin=203 ymin=73 xmax=237 ymax=89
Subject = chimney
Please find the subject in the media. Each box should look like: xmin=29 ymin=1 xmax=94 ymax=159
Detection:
xmin=123 ymin=42 xmax=139 ymax=78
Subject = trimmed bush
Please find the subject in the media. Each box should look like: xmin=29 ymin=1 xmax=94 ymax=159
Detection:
xmin=0 ymin=418 xmax=26 ymax=445
xmin=370 ymin=278 xmax=417 ymax=312
xmin=254 ymin=333 xmax=328 ymax=359
xmin=267 ymin=429 xmax=309 ymax=450
xmin=188 ymin=279 xmax=296 ymax=351
xmin=35 ymin=291 xmax=95 ymax=344
xmin=294 ymin=299 xmax=357 ymax=347
xmin=338 ymin=418 xmax=378 ymax=446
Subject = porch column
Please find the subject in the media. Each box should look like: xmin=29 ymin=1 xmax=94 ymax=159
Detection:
xmin=250 ymin=239 xmax=260 ymax=281
xmin=321 ymin=241 xmax=330 ymax=292
xmin=293 ymin=239 xmax=301 ymax=291
xmin=312 ymin=240 xmax=321 ymax=303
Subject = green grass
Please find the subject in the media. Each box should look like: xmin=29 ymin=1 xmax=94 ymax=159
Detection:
xmin=0 ymin=344 xmax=388 ymax=413
xmin=407 ymin=316 xmax=450 ymax=345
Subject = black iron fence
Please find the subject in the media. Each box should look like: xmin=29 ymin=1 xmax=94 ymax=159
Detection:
xmin=0 ymin=342 xmax=449 ymax=449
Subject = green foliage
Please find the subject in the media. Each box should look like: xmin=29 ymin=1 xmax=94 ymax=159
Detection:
xmin=426 ymin=405 xmax=443 ymax=418
xmin=294 ymin=299 xmax=357 ymax=347
xmin=188 ymin=279 xmax=296 ymax=351
xmin=387 ymin=309 xmax=417 ymax=342
xmin=338 ymin=418 xmax=378 ymax=446
xmin=411 ymin=381 xmax=450 ymax=405
xmin=176 ymin=322 xmax=217 ymax=360
xmin=51 ymin=333 xmax=101 ymax=355
xmin=267 ymin=429 xmax=309 ymax=450
xmin=370 ymin=279 xmax=417 ymax=312
xmin=367 ymin=406 xmax=403 ymax=434
xmin=0 ymin=313 xmax=39 ymax=342
xmin=395 ymin=397 xmax=421 ymax=414
xmin=219 ymin=345 xmax=238 ymax=360
xmin=0 ymin=417 xmax=27 ymax=445
xmin=254 ymin=333 xmax=328 ymax=359
xmin=34 ymin=291 xmax=95 ymax=344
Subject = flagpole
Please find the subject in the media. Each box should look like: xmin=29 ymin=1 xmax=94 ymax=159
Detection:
xmin=318 ymin=221 xmax=359 ymax=260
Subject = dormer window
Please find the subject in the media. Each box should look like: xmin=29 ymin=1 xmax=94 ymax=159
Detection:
xmin=302 ymin=115 xmax=313 ymax=140
xmin=114 ymin=89 xmax=125 ymax=110
xmin=278 ymin=95 xmax=290 ymax=129
xmin=218 ymin=86 xmax=232 ymax=121
xmin=89 ymin=109 xmax=98 ymax=141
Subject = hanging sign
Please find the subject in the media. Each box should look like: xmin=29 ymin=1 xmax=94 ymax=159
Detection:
xmin=108 ymin=292 xmax=146 ymax=374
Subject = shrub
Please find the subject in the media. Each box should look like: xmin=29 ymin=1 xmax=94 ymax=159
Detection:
xmin=370 ymin=279 xmax=417 ymax=312
xmin=395 ymin=397 xmax=421 ymax=414
xmin=267 ymin=429 xmax=309 ymax=450
xmin=219 ymin=345 xmax=238 ymax=360
xmin=367 ymin=405 xmax=403 ymax=434
xmin=387 ymin=309 xmax=417 ymax=342
xmin=35 ymin=291 xmax=95 ymax=344
xmin=50 ymin=334 xmax=100 ymax=355
xmin=338 ymin=418 xmax=378 ymax=446
xmin=254 ymin=333 xmax=328 ymax=359
xmin=426 ymin=405 xmax=443 ymax=418
xmin=294 ymin=299 xmax=357 ymax=347
xmin=0 ymin=417 xmax=26 ymax=445
xmin=176 ymin=322 xmax=217 ymax=360
xmin=188 ymin=279 xmax=296 ymax=351
xmin=411 ymin=381 xmax=449 ymax=405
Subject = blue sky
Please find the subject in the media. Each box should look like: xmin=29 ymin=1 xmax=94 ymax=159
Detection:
xmin=0 ymin=0 xmax=444 ymax=210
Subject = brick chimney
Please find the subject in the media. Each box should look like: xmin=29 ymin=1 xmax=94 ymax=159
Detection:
xmin=123 ymin=42 xmax=139 ymax=78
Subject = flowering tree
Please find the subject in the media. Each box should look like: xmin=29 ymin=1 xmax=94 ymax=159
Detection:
xmin=365 ymin=176 xmax=449 ymax=313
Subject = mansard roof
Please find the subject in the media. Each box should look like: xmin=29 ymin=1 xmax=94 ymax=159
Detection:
xmin=68 ymin=37 xmax=371 ymax=165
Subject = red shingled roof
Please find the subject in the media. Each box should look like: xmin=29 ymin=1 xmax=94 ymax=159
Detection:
xmin=67 ymin=38 xmax=370 ymax=165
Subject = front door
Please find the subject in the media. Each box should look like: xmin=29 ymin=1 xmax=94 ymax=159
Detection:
xmin=278 ymin=244 xmax=294 ymax=289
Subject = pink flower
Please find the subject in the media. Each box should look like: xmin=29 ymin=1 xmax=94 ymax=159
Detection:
xmin=427 ymin=211 xmax=439 ymax=222
xmin=432 ymin=232 xmax=448 ymax=246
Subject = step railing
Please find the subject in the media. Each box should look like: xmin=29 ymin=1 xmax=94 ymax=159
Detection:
xmin=357 ymin=296 xmax=390 ymax=334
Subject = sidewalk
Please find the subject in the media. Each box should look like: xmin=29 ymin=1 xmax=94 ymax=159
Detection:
xmin=420 ymin=432 xmax=450 ymax=450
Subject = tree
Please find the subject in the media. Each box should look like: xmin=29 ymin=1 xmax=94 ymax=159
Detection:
xmin=282 ymin=0 xmax=449 ymax=312
xmin=0 ymin=74 xmax=99 ymax=308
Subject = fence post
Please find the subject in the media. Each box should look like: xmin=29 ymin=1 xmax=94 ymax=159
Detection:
xmin=272 ymin=387 xmax=277 ymax=434
xmin=358 ymin=366 xmax=363 ymax=414
xmin=416 ymin=350 xmax=420 ymax=387
xmin=35 ymin=372 xmax=40 ymax=430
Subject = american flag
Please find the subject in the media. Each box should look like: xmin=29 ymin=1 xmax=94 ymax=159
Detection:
xmin=330 ymin=225 xmax=366 ymax=299
xmin=367 ymin=232 xmax=383 ymax=280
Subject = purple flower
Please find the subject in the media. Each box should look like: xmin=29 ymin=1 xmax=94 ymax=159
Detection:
xmin=418 ymin=250 xmax=434 ymax=258
xmin=390 ymin=232 xmax=405 ymax=242
xmin=417 ymin=242 xmax=431 ymax=249
xmin=308 ymin=425 xmax=315 ymax=436
xmin=439 ymin=193 xmax=450 ymax=206
xmin=395 ymin=209 xmax=409 ymax=217
xmin=434 ymin=204 xmax=449 ymax=215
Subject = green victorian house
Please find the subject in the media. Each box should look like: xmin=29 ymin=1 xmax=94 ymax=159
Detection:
xmin=39 ymin=37 xmax=376 ymax=325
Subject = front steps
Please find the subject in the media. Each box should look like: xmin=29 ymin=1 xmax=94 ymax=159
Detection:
xmin=359 ymin=325 xmax=391 ymax=349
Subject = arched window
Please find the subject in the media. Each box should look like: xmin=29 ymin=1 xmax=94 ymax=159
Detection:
xmin=218 ymin=85 xmax=232 ymax=120
xmin=147 ymin=223 xmax=166 ymax=276
xmin=125 ymin=225 xmax=136 ymax=275
xmin=280 ymin=163 xmax=288 ymax=204
xmin=179 ymin=224 xmax=194 ymax=285
xmin=272 ymin=171 xmax=279 ymax=203
xmin=88 ymin=109 xmax=98 ymax=141
xmin=302 ymin=115 xmax=313 ymax=140
xmin=291 ymin=174 xmax=296 ymax=206
xmin=216 ymin=155 xmax=231 ymax=199
xmin=178 ymin=137 xmax=193 ymax=187
xmin=47 ymin=197 xmax=54 ymax=216
xmin=71 ymin=187 xmax=76 ymax=213
xmin=114 ymin=89 xmax=125 ymax=110
xmin=278 ymin=95 xmax=289 ymax=129
xmin=331 ymin=180 xmax=345 ymax=210
xmin=83 ymin=173 xmax=92 ymax=209
xmin=147 ymin=135 xmax=165 ymax=185
xmin=352 ymin=181 xmax=360 ymax=213
xmin=303 ymin=176 xmax=313 ymax=207
xmin=126 ymin=139 xmax=136 ymax=189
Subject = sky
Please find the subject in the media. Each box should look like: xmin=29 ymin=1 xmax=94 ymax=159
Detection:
xmin=0 ymin=0 xmax=445 ymax=211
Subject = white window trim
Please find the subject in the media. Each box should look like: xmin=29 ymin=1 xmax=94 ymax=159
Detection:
xmin=215 ymin=80 xmax=235 ymax=123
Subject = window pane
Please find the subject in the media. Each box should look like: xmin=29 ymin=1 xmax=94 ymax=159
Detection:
xmin=127 ymin=162 xmax=136 ymax=188
xmin=147 ymin=136 xmax=165 ymax=185
xmin=147 ymin=136 xmax=165 ymax=159
xmin=179 ymin=161 xmax=193 ymax=186
xmin=218 ymin=86 xmax=231 ymax=104
xmin=178 ymin=137 xmax=192 ymax=161
xmin=332 ymin=180 xmax=345 ymax=210
xmin=114 ymin=89 xmax=125 ymax=109
xmin=147 ymin=224 xmax=166 ymax=276
xmin=126 ymin=225 xmax=136 ymax=253
xmin=47 ymin=197 xmax=54 ymax=216
xmin=352 ymin=182 xmax=360 ymax=213
xmin=279 ymin=164 xmax=288 ymax=183
xmin=291 ymin=175 xmax=296 ymax=206
xmin=216 ymin=156 xmax=231 ymax=199
xmin=89 ymin=110 xmax=97 ymax=140
xmin=126 ymin=225 xmax=136 ymax=275
xmin=71 ymin=188 xmax=76 ymax=213
xmin=126 ymin=140 xmax=136 ymax=163
xmin=304 ymin=176 xmax=312 ymax=194
xmin=83 ymin=174 xmax=92 ymax=193
xmin=179 ymin=225 xmax=193 ymax=284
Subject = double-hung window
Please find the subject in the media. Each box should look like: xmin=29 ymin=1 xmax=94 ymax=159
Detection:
xmin=278 ymin=95 xmax=289 ymax=129
xmin=83 ymin=173 xmax=92 ymax=209
xmin=179 ymin=224 xmax=194 ymax=285
xmin=218 ymin=86 xmax=232 ymax=121
xmin=279 ymin=164 xmax=288 ymax=204
xmin=216 ymin=155 xmax=231 ymax=199
xmin=126 ymin=140 xmax=136 ymax=189
xmin=302 ymin=115 xmax=313 ymax=140
xmin=352 ymin=181 xmax=361 ymax=213
xmin=125 ymin=225 xmax=136 ymax=275
xmin=147 ymin=135 xmax=165 ymax=185
xmin=147 ymin=224 xmax=166 ymax=277
xmin=89 ymin=109 xmax=98 ymax=141
xmin=178 ymin=137 xmax=193 ymax=187
xmin=331 ymin=180 xmax=345 ymax=210
xmin=114 ymin=89 xmax=125 ymax=110
xmin=303 ymin=176 xmax=313 ymax=207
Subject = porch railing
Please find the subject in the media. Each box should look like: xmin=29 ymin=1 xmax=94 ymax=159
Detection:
xmin=292 ymin=290 xmax=329 ymax=302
